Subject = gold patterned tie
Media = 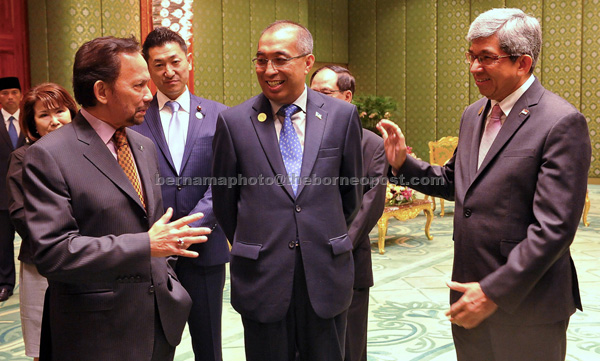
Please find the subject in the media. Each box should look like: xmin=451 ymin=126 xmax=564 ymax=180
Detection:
xmin=113 ymin=128 xmax=146 ymax=209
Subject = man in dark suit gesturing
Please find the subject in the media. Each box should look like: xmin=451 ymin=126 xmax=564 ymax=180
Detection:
xmin=23 ymin=36 xmax=210 ymax=361
xmin=131 ymin=27 xmax=229 ymax=361
xmin=378 ymin=8 xmax=590 ymax=361
xmin=212 ymin=21 xmax=363 ymax=361
xmin=0 ymin=77 xmax=26 ymax=301
xmin=310 ymin=65 xmax=386 ymax=361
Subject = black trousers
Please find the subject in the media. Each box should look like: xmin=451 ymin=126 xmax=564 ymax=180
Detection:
xmin=0 ymin=210 xmax=15 ymax=290
xmin=344 ymin=287 xmax=369 ymax=361
xmin=242 ymin=248 xmax=348 ymax=361
xmin=175 ymin=261 xmax=226 ymax=361
xmin=452 ymin=318 xmax=569 ymax=361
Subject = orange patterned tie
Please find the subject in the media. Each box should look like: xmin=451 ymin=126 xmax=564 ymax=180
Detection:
xmin=113 ymin=128 xmax=146 ymax=209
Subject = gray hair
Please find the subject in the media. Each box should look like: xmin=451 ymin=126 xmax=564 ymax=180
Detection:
xmin=261 ymin=20 xmax=313 ymax=55
xmin=467 ymin=8 xmax=541 ymax=73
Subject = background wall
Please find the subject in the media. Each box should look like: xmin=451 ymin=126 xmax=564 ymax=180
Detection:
xmin=26 ymin=0 xmax=600 ymax=177
xmin=348 ymin=0 xmax=600 ymax=177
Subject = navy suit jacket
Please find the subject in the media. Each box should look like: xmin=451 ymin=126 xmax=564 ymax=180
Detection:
xmin=212 ymin=89 xmax=363 ymax=323
xmin=348 ymin=129 xmax=386 ymax=288
xmin=396 ymin=78 xmax=590 ymax=326
xmin=132 ymin=94 xmax=229 ymax=266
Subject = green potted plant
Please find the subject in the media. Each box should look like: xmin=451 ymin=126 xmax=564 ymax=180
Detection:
xmin=352 ymin=95 xmax=398 ymax=132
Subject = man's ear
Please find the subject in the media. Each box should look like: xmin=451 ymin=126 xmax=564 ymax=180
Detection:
xmin=517 ymin=55 xmax=533 ymax=76
xmin=304 ymin=54 xmax=315 ymax=74
xmin=343 ymin=90 xmax=353 ymax=103
xmin=93 ymin=80 xmax=109 ymax=105
xmin=187 ymin=53 xmax=193 ymax=71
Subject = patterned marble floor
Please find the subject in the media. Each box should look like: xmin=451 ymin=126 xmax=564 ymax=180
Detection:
xmin=1 ymin=186 xmax=599 ymax=361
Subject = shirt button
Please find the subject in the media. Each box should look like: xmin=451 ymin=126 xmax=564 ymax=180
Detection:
xmin=295 ymin=205 xmax=301 ymax=213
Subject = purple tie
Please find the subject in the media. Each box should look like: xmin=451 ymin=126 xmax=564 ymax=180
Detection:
xmin=278 ymin=104 xmax=302 ymax=195
xmin=478 ymin=103 xmax=503 ymax=169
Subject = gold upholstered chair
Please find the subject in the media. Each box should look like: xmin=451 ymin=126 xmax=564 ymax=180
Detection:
xmin=583 ymin=189 xmax=590 ymax=227
xmin=425 ymin=136 xmax=458 ymax=217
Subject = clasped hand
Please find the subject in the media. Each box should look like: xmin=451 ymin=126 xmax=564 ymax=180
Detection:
xmin=148 ymin=207 xmax=211 ymax=258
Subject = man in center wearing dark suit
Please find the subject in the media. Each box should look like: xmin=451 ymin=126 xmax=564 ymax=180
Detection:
xmin=23 ymin=36 xmax=211 ymax=361
xmin=378 ymin=8 xmax=590 ymax=361
xmin=212 ymin=20 xmax=363 ymax=361
xmin=131 ymin=27 xmax=229 ymax=361
xmin=310 ymin=65 xmax=387 ymax=361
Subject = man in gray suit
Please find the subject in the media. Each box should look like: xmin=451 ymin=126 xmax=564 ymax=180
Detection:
xmin=378 ymin=8 xmax=590 ymax=361
xmin=212 ymin=20 xmax=363 ymax=361
xmin=310 ymin=65 xmax=387 ymax=361
xmin=23 ymin=36 xmax=210 ymax=361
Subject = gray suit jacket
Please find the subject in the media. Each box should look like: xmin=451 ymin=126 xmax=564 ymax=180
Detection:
xmin=23 ymin=112 xmax=192 ymax=360
xmin=212 ymin=89 xmax=363 ymax=322
xmin=396 ymin=78 xmax=590 ymax=326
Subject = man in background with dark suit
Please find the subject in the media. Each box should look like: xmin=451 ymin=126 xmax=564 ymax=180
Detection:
xmin=23 ymin=36 xmax=210 ymax=361
xmin=0 ymin=76 xmax=25 ymax=302
xmin=378 ymin=8 xmax=590 ymax=361
xmin=131 ymin=27 xmax=229 ymax=361
xmin=310 ymin=65 xmax=386 ymax=361
xmin=212 ymin=20 xmax=363 ymax=361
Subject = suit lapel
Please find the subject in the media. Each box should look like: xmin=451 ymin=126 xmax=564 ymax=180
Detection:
xmin=468 ymin=100 xmax=490 ymax=182
xmin=146 ymin=97 xmax=176 ymax=172
xmin=250 ymin=94 xmax=295 ymax=197
xmin=471 ymin=79 xmax=543 ymax=184
xmin=297 ymin=91 xmax=327 ymax=197
xmin=74 ymin=114 xmax=147 ymax=213
xmin=180 ymin=95 xmax=205 ymax=172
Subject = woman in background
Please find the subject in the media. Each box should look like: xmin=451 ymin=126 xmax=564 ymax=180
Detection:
xmin=6 ymin=83 xmax=77 ymax=361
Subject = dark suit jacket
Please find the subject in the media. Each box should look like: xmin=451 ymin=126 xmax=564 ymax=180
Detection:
xmin=1 ymin=112 xmax=26 ymax=210
xmin=212 ymin=89 xmax=363 ymax=323
xmin=7 ymin=143 xmax=32 ymax=262
xmin=23 ymin=112 xmax=192 ymax=360
xmin=348 ymin=129 xmax=386 ymax=288
xmin=131 ymin=94 xmax=229 ymax=266
xmin=395 ymin=79 xmax=590 ymax=326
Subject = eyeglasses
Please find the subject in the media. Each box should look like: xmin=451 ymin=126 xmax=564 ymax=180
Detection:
xmin=465 ymin=52 xmax=518 ymax=66
xmin=315 ymin=89 xmax=344 ymax=96
xmin=252 ymin=54 xmax=309 ymax=69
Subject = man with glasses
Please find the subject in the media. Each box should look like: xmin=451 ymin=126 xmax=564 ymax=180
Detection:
xmin=311 ymin=65 xmax=386 ymax=361
xmin=212 ymin=20 xmax=363 ymax=361
xmin=378 ymin=8 xmax=590 ymax=361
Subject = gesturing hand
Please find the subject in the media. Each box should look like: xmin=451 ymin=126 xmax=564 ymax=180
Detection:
xmin=376 ymin=119 xmax=408 ymax=171
xmin=148 ymin=207 xmax=211 ymax=258
xmin=445 ymin=281 xmax=498 ymax=329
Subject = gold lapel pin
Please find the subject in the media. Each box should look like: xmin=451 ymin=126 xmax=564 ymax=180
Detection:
xmin=258 ymin=113 xmax=267 ymax=122
xmin=139 ymin=145 xmax=143 ymax=151
xmin=478 ymin=106 xmax=484 ymax=115
xmin=315 ymin=112 xmax=322 ymax=120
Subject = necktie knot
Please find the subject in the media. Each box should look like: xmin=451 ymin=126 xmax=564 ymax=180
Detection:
xmin=279 ymin=104 xmax=300 ymax=120
xmin=490 ymin=104 xmax=503 ymax=123
xmin=113 ymin=128 xmax=128 ymax=148
xmin=166 ymin=100 xmax=180 ymax=113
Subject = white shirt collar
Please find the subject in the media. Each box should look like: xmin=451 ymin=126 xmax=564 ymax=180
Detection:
xmin=2 ymin=108 xmax=19 ymax=122
xmin=157 ymin=87 xmax=191 ymax=114
xmin=269 ymin=85 xmax=308 ymax=117
xmin=491 ymin=74 xmax=535 ymax=119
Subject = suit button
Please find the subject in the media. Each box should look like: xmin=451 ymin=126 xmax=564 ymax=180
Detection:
xmin=177 ymin=185 xmax=183 ymax=191
xmin=288 ymin=241 xmax=295 ymax=249
xmin=464 ymin=209 xmax=472 ymax=218
xmin=148 ymin=285 xmax=155 ymax=294
xmin=295 ymin=205 xmax=301 ymax=213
